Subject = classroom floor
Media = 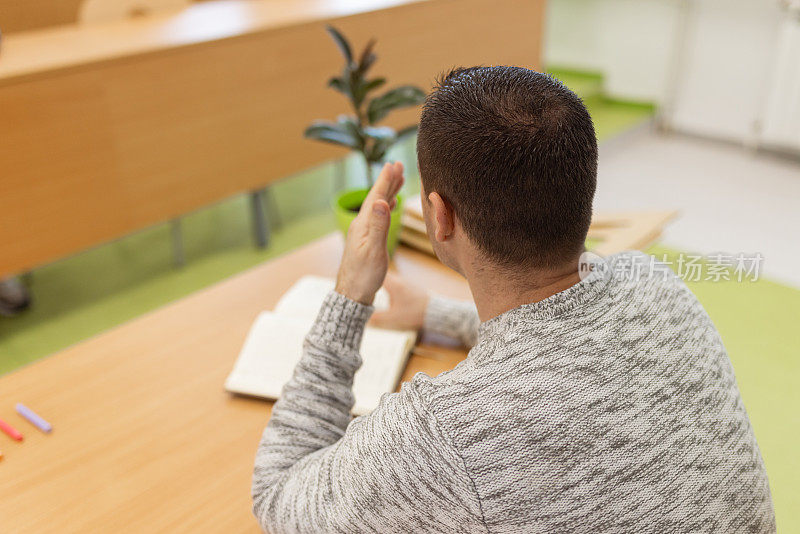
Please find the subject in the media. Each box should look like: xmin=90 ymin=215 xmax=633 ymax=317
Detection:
xmin=596 ymin=129 xmax=800 ymax=287
xmin=594 ymin=129 xmax=800 ymax=532
xmin=1 ymin=70 xmax=797 ymax=531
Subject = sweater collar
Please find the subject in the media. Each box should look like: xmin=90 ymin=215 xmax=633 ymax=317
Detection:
xmin=477 ymin=253 xmax=612 ymax=342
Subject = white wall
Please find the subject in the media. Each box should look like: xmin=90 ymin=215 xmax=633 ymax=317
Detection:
xmin=758 ymin=3 xmax=800 ymax=152
xmin=545 ymin=0 xmax=604 ymax=73
xmin=545 ymin=0 xmax=682 ymax=103
xmin=667 ymin=0 xmax=784 ymax=144
xmin=595 ymin=0 xmax=683 ymax=103
xmin=546 ymin=0 xmax=800 ymax=151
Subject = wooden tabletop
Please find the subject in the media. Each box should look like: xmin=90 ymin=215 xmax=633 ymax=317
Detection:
xmin=0 ymin=0 xmax=417 ymax=83
xmin=0 ymin=0 xmax=544 ymax=278
xmin=0 ymin=234 xmax=471 ymax=533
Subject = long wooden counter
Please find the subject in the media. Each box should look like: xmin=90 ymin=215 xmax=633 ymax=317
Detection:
xmin=0 ymin=0 xmax=544 ymax=278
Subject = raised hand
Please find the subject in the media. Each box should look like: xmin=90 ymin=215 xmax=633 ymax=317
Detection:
xmin=334 ymin=161 xmax=405 ymax=305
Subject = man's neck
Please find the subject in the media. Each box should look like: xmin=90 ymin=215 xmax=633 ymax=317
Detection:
xmin=465 ymin=259 xmax=583 ymax=323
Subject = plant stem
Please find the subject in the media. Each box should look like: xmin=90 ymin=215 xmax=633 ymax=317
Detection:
xmin=364 ymin=155 xmax=374 ymax=188
xmin=354 ymin=95 xmax=371 ymax=189
xmin=345 ymin=70 xmax=374 ymax=189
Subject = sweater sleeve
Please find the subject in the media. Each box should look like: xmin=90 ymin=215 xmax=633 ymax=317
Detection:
xmin=423 ymin=295 xmax=480 ymax=347
xmin=252 ymin=291 xmax=485 ymax=534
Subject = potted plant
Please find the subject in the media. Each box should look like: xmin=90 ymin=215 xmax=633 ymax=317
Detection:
xmin=304 ymin=26 xmax=426 ymax=253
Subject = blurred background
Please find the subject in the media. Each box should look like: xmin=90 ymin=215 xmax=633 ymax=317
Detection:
xmin=0 ymin=0 xmax=797 ymax=530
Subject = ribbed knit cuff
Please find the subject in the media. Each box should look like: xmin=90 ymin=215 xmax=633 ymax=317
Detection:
xmin=308 ymin=291 xmax=374 ymax=353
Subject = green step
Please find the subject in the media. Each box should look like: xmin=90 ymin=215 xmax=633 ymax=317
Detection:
xmin=546 ymin=67 xmax=605 ymax=100
xmin=546 ymin=67 xmax=656 ymax=139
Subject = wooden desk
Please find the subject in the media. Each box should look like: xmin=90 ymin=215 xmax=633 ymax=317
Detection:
xmin=0 ymin=0 xmax=85 ymax=33
xmin=0 ymin=234 xmax=471 ymax=532
xmin=0 ymin=0 xmax=544 ymax=278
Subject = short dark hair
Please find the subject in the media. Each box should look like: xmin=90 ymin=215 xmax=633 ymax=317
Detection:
xmin=417 ymin=66 xmax=597 ymax=269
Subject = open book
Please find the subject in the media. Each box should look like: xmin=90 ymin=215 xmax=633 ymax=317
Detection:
xmin=225 ymin=276 xmax=417 ymax=415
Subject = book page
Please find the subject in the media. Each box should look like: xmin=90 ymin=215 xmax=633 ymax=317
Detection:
xmin=227 ymin=303 xmax=417 ymax=414
xmin=274 ymin=276 xmax=392 ymax=324
xmin=352 ymin=328 xmax=416 ymax=415
xmin=224 ymin=312 xmax=308 ymax=399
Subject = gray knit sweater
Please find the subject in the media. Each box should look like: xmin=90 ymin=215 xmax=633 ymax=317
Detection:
xmin=252 ymin=251 xmax=775 ymax=533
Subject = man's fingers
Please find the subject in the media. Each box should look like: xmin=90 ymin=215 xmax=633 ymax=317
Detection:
xmin=358 ymin=162 xmax=403 ymax=227
xmin=366 ymin=162 xmax=402 ymax=207
xmin=385 ymin=162 xmax=404 ymax=200
xmin=379 ymin=162 xmax=402 ymax=198
xmin=366 ymin=163 xmax=393 ymax=204
xmin=389 ymin=162 xmax=405 ymax=198
xmin=367 ymin=199 xmax=391 ymax=243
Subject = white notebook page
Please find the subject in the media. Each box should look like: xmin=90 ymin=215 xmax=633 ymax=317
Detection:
xmin=226 ymin=276 xmax=416 ymax=415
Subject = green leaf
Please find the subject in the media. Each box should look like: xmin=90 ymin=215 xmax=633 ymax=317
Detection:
xmin=304 ymin=120 xmax=360 ymax=149
xmin=362 ymin=77 xmax=386 ymax=94
xmin=351 ymin=77 xmax=386 ymax=108
xmin=363 ymin=126 xmax=398 ymax=163
xmin=363 ymin=125 xmax=397 ymax=142
xmin=327 ymin=76 xmax=348 ymax=95
xmin=366 ymin=85 xmax=427 ymax=124
xmin=358 ymin=38 xmax=377 ymax=75
xmin=365 ymin=140 xmax=391 ymax=163
xmin=325 ymin=25 xmax=353 ymax=65
xmin=348 ymin=68 xmax=362 ymax=102
xmin=337 ymin=115 xmax=366 ymax=150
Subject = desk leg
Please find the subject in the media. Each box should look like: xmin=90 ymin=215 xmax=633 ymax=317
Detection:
xmin=250 ymin=189 xmax=270 ymax=249
xmin=265 ymin=187 xmax=282 ymax=230
xmin=170 ymin=219 xmax=185 ymax=267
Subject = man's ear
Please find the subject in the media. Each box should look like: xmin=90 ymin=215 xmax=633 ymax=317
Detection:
xmin=428 ymin=192 xmax=455 ymax=243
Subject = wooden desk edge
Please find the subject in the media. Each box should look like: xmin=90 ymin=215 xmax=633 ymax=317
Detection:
xmin=0 ymin=0 xmax=427 ymax=86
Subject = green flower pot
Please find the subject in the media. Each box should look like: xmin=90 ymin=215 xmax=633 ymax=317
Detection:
xmin=332 ymin=188 xmax=404 ymax=256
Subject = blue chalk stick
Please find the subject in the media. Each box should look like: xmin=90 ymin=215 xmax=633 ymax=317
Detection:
xmin=16 ymin=403 xmax=52 ymax=433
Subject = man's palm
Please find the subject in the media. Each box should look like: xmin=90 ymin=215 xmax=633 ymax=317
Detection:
xmin=334 ymin=162 xmax=405 ymax=305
